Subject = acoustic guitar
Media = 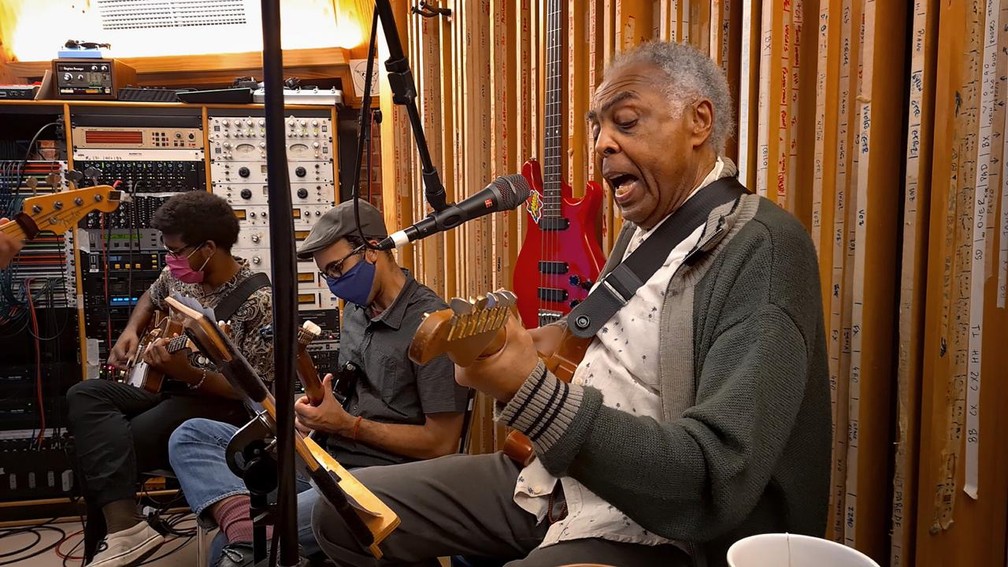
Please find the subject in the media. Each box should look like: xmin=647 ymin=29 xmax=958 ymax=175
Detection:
xmin=409 ymin=290 xmax=591 ymax=466
xmin=1 ymin=184 xmax=127 ymax=245
xmin=105 ymin=313 xmax=194 ymax=393
xmin=164 ymin=295 xmax=398 ymax=559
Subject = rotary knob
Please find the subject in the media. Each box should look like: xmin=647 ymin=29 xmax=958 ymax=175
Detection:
xmin=240 ymin=188 xmax=252 ymax=199
xmin=295 ymin=166 xmax=307 ymax=177
xmin=296 ymin=188 xmax=309 ymax=199
xmin=251 ymin=234 xmax=261 ymax=243
xmin=238 ymin=167 xmax=250 ymax=178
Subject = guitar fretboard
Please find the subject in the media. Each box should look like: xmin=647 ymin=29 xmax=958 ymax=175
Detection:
xmin=165 ymin=334 xmax=190 ymax=354
xmin=542 ymin=0 xmax=563 ymax=220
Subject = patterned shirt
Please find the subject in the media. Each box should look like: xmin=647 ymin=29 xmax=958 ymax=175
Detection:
xmin=147 ymin=257 xmax=274 ymax=384
xmin=514 ymin=158 xmax=724 ymax=549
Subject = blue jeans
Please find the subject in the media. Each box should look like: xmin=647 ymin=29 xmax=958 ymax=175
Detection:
xmin=168 ymin=418 xmax=320 ymax=563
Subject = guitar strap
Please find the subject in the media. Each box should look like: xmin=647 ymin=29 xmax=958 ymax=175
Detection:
xmin=567 ymin=176 xmax=748 ymax=338
xmin=213 ymin=271 xmax=272 ymax=323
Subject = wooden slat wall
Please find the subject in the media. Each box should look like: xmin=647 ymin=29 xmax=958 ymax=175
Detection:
xmin=372 ymin=1 xmax=1008 ymax=565
xmin=889 ymin=1 xmax=938 ymax=565
xmin=913 ymin=0 xmax=1008 ymax=565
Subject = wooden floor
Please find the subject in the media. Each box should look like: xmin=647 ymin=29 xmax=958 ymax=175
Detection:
xmin=1 ymin=516 xmax=453 ymax=566
xmin=1 ymin=516 xmax=205 ymax=567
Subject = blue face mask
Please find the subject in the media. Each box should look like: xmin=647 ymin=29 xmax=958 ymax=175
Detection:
xmin=325 ymin=259 xmax=376 ymax=306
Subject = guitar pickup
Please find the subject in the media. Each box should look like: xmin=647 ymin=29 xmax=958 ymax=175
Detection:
xmin=537 ymin=288 xmax=569 ymax=303
xmin=538 ymin=261 xmax=569 ymax=275
xmin=538 ymin=217 xmax=570 ymax=231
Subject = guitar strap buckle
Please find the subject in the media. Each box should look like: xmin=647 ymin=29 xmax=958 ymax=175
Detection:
xmin=566 ymin=177 xmax=747 ymax=340
xmin=568 ymin=264 xmax=641 ymax=338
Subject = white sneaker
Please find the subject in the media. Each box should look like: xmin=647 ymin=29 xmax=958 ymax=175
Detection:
xmin=87 ymin=521 xmax=166 ymax=567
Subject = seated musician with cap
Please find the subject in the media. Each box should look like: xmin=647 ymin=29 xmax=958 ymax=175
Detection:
xmin=164 ymin=200 xmax=470 ymax=567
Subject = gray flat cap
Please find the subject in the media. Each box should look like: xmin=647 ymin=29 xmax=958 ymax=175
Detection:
xmin=296 ymin=200 xmax=388 ymax=259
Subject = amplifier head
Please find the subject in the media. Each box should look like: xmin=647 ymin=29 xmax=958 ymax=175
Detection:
xmin=52 ymin=59 xmax=137 ymax=100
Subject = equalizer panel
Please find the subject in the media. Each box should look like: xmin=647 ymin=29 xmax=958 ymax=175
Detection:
xmin=208 ymin=110 xmax=338 ymax=312
xmin=70 ymin=109 xmax=205 ymax=376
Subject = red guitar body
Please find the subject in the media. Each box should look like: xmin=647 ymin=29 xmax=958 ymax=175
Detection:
xmin=514 ymin=158 xmax=606 ymax=328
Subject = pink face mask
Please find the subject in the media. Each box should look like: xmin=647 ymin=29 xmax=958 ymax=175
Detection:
xmin=166 ymin=244 xmax=212 ymax=284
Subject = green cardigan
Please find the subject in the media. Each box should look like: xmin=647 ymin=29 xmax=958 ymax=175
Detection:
xmin=499 ymin=179 xmax=831 ymax=567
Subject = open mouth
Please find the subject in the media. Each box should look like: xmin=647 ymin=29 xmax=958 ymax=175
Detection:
xmin=607 ymin=173 xmax=640 ymax=199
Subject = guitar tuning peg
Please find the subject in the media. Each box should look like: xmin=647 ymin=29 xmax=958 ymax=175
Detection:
xmin=26 ymin=176 xmax=38 ymax=192
xmin=65 ymin=169 xmax=83 ymax=191
xmin=472 ymin=295 xmax=488 ymax=311
xmin=497 ymin=290 xmax=517 ymax=304
xmin=46 ymin=172 xmax=62 ymax=189
xmin=450 ymin=297 xmax=472 ymax=314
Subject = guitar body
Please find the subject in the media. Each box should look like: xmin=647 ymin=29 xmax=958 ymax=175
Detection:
xmin=502 ymin=327 xmax=591 ymax=466
xmin=515 ymin=159 xmax=606 ymax=329
xmin=121 ymin=315 xmax=186 ymax=393
xmin=302 ymin=435 xmax=399 ymax=557
xmin=124 ymin=360 xmax=162 ymax=393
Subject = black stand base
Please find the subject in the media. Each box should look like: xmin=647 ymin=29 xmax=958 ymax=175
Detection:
xmin=227 ymin=414 xmax=280 ymax=566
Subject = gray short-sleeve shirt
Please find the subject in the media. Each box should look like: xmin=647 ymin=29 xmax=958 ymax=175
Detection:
xmin=325 ymin=271 xmax=467 ymax=468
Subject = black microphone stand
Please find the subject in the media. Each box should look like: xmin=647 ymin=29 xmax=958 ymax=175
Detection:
xmin=258 ymin=1 xmax=299 ymax=565
xmin=362 ymin=0 xmax=448 ymax=213
xmin=240 ymin=3 xmax=446 ymax=565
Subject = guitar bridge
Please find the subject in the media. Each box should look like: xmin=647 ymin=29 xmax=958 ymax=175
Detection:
xmin=538 ymin=310 xmax=563 ymax=326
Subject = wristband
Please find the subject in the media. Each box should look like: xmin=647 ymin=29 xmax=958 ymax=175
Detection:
xmin=350 ymin=415 xmax=363 ymax=440
xmin=189 ymin=368 xmax=208 ymax=390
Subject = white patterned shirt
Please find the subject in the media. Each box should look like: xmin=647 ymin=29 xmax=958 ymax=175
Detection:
xmin=513 ymin=158 xmax=725 ymax=549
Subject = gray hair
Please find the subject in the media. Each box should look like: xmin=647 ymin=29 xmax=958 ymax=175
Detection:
xmin=606 ymin=41 xmax=734 ymax=153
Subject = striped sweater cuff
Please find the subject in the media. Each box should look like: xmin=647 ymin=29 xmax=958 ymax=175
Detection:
xmin=494 ymin=360 xmax=585 ymax=453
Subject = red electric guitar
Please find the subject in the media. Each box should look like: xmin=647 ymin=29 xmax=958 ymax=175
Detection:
xmin=514 ymin=0 xmax=606 ymax=328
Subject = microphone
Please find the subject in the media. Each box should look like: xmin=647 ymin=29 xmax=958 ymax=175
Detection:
xmin=376 ymin=174 xmax=531 ymax=250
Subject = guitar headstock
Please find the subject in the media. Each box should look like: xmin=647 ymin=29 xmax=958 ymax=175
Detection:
xmin=409 ymin=290 xmax=517 ymax=367
xmin=260 ymin=321 xmax=322 ymax=348
xmin=18 ymin=185 xmax=128 ymax=236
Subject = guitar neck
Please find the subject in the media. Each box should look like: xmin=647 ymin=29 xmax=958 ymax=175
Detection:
xmin=293 ymin=326 xmax=326 ymax=406
xmin=541 ymin=0 xmax=564 ymax=218
xmin=1 ymin=214 xmax=35 ymax=241
xmin=296 ymin=346 xmax=326 ymax=406
xmin=165 ymin=334 xmax=191 ymax=354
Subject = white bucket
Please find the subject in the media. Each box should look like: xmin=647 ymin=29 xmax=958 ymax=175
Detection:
xmin=726 ymin=533 xmax=880 ymax=567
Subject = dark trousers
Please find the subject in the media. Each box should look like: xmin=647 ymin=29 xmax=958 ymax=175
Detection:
xmin=66 ymin=379 xmax=248 ymax=558
xmin=311 ymin=452 xmax=691 ymax=567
